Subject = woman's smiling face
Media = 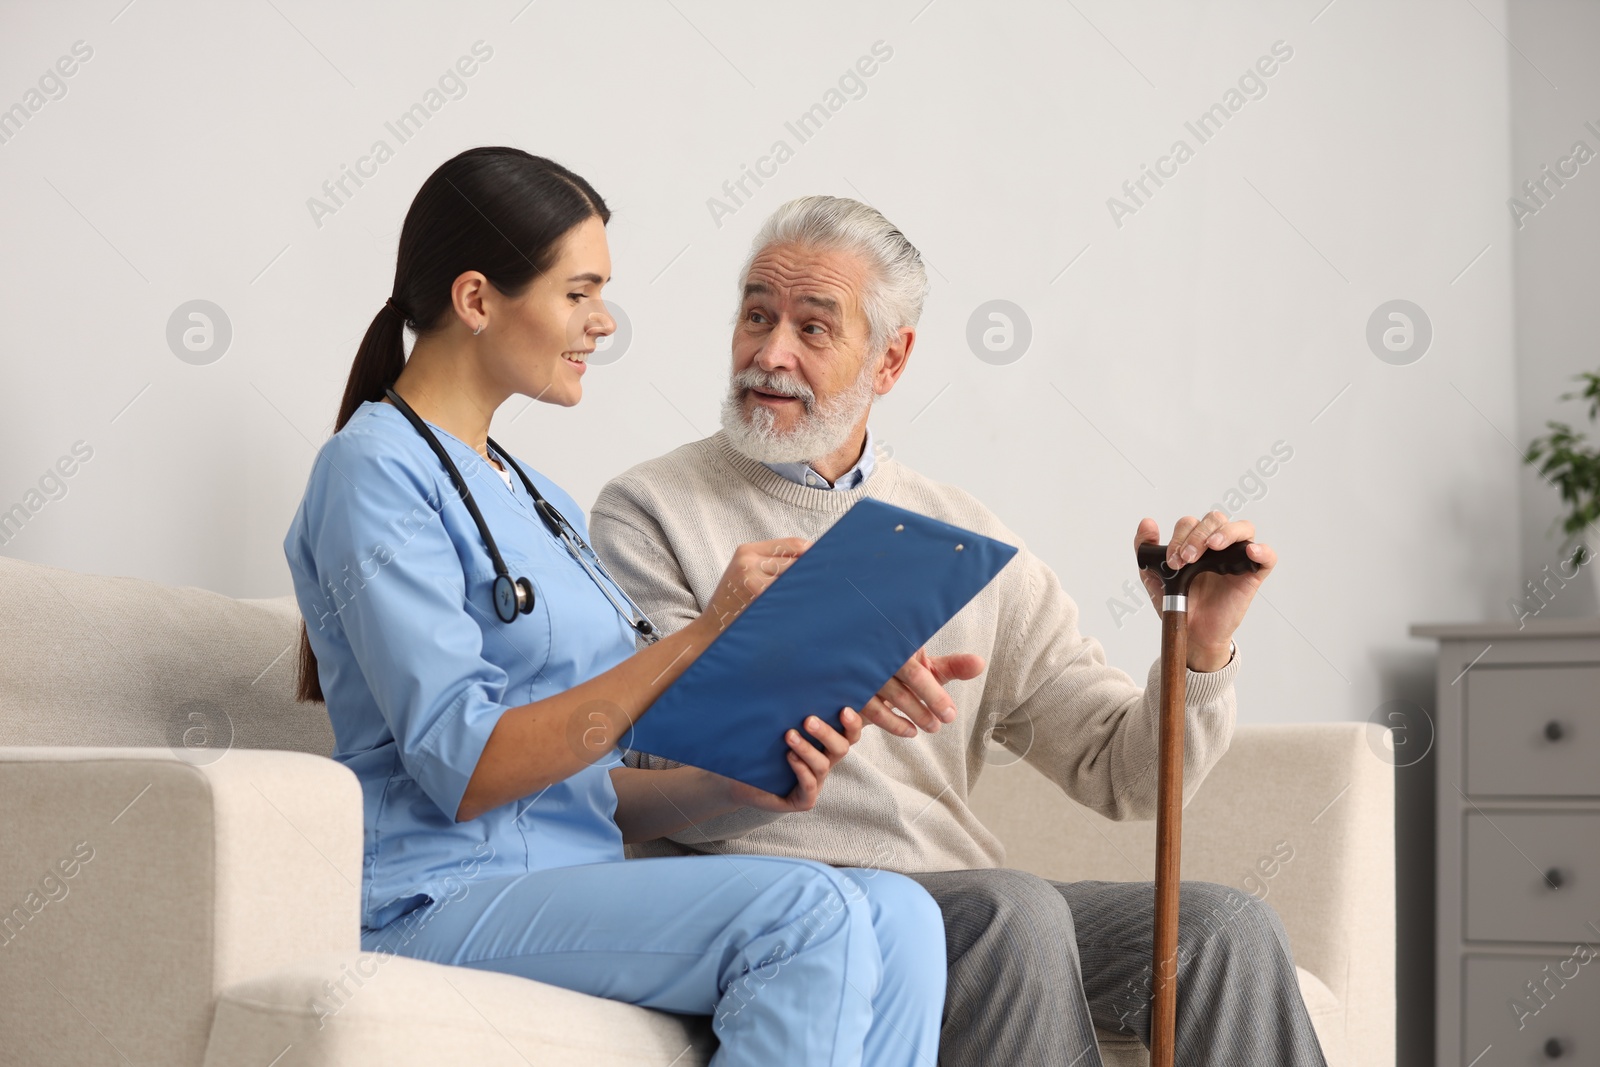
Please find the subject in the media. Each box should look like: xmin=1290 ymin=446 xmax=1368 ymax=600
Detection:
xmin=486 ymin=214 xmax=616 ymax=408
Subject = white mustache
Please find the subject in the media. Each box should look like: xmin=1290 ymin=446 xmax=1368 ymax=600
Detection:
xmin=733 ymin=368 xmax=814 ymax=405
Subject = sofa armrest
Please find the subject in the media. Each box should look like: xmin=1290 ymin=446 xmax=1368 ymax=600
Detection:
xmin=0 ymin=747 xmax=362 ymax=1067
xmin=969 ymin=722 xmax=1394 ymax=1067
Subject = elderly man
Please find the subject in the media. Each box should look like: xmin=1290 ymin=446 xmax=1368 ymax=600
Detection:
xmin=589 ymin=196 xmax=1325 ymax=1067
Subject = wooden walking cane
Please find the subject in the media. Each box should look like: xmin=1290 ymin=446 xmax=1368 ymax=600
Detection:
xmin=1135 ymin=539 xmax=1261 ymax=1067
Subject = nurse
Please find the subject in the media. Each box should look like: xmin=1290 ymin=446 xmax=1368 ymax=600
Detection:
xmin=282 ymin=146 xmax=946 ymax=1067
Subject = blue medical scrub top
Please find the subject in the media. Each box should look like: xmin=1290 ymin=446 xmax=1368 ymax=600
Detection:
xmin=283 ymin=399 xmax=634 ymax=931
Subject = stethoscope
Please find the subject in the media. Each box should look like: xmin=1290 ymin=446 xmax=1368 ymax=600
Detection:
xmin=383 ymin=387 xmax=659 ymax=642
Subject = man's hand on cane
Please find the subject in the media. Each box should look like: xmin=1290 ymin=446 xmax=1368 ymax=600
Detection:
xmin=1134 ymin=512 xmax=1277 ymax=672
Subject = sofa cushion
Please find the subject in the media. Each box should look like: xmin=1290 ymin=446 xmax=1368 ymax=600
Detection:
xmin=205 ymin=951 xmax=716 ymax=1067
xmin=209 ymin=952 xmax=1340 ymax=1067
xmin=0 ymin=556 xmax=327 ymax=756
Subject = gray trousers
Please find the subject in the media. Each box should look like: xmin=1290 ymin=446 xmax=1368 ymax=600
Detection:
xmin=903 ymin=869 xmax=1328 ymax=1067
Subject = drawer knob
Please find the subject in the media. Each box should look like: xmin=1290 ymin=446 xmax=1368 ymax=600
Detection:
xmin=1544 ymin=720 xmax=1565 ymax=742
xmin=1543 ymin=868 xmax=1566 ymax=890
xmin=1544 ymin=1037 xmax=1565 ymax=1058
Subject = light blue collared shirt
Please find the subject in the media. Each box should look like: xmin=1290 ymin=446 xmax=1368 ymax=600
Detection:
xmin=761 ymin=426 xmax=877 ymax=490
xmin=284 ymin=400 xmax=634 ymax=931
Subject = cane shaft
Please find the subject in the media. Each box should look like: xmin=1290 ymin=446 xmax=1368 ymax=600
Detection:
xmin=1151 ymin=606 xmax=1188 ymax=1067
xmin=1137 ymin=538 xmax=1259 ymax=1067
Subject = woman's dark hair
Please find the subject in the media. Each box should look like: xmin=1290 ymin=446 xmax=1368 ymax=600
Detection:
xmin=296 ymin=146 xmax=610 ymax=703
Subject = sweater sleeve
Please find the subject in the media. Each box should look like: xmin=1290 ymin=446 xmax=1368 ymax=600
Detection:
xmin=979 ymin=544 xmax=1240 ymax=821
xmin=589 ymin=481 xmax=789 ymax=844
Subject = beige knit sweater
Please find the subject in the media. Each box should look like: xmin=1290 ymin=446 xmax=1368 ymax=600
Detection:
xmin=589 ymin=431 xmax=1240 ymax=873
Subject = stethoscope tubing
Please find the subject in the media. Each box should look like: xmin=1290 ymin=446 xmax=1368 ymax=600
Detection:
xmin=382 ymin=387 xmax=659 ymax=643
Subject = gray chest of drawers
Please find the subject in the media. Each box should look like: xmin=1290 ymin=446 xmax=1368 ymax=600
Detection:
xmin=1411 ymin=618 xmax=1600 ymax=1066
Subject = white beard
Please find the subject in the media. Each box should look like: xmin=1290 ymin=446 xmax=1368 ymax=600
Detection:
xmin=720 ymin=357 xmax=878 ymax=464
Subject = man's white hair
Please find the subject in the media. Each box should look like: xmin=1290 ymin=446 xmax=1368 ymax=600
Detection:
xmin=736 ymin=195 xmax=929 ymax=354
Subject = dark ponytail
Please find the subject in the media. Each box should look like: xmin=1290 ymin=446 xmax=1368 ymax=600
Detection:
xmin=296 ymin=146 xmax=611 ymax=703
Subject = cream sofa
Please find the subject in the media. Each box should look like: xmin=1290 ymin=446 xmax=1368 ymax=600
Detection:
xmin=0 ymin=555 xmax=1393 ymax=1066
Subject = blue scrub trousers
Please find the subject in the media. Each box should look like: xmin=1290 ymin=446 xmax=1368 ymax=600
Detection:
xmin=360 ymin=853 xmax=945 ymax=1067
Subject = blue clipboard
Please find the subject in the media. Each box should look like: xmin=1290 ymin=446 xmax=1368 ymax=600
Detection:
xmin=619 ymin=497 xmax=1019 ymax=796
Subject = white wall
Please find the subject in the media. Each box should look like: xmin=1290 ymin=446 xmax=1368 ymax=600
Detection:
xmin=1 ymin=0 xmax=1519 ymax=736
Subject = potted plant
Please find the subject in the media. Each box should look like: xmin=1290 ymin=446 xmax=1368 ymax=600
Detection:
xmin=1524 ymin=369 xmax=1600 ymax=603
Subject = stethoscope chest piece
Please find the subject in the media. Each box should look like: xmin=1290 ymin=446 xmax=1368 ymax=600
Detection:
xmin=493 ymin=574 xmax=536 ymax=623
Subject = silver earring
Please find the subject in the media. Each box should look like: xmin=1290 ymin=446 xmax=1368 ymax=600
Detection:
xmin=473 ymin=323 xmax=485 ymax=336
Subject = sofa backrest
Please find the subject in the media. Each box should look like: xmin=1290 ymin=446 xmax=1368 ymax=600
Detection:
xmin=0 ymin=556 xmax=333 ymax=758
